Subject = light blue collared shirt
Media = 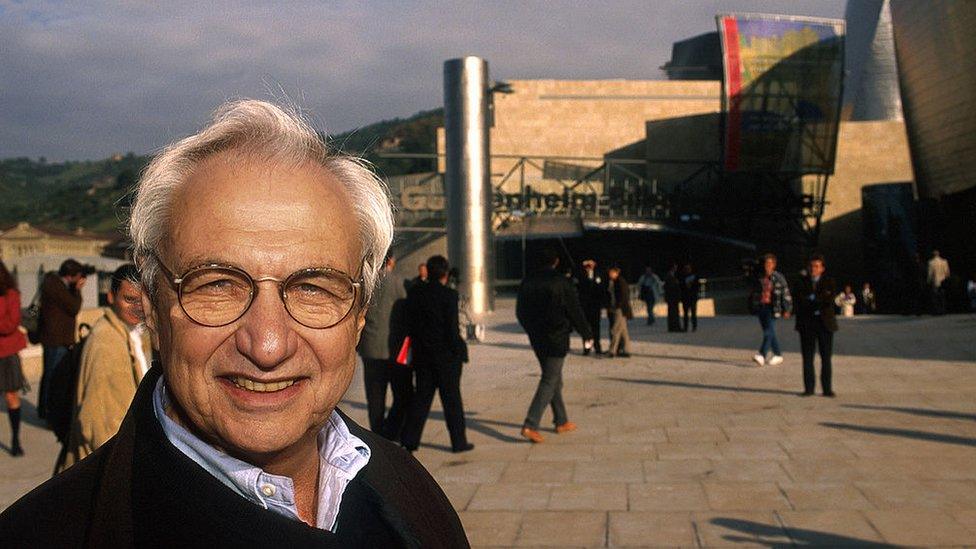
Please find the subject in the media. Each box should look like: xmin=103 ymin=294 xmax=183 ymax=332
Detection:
xmin=152 ymin=377 xmax=370 ymax=532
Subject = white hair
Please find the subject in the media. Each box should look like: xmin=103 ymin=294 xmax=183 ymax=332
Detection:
xmin=128 ymin=99 xmax=395 ymax=303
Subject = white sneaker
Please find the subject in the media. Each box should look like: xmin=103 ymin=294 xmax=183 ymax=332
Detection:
xmin=768 ymin=355 xmax=784 ymax=366
xmin=752 ymin=354 xmax=765 ymax=366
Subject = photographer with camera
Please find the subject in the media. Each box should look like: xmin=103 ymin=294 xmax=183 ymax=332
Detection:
xmin=37 ymin=259 xmax=93 ymax=419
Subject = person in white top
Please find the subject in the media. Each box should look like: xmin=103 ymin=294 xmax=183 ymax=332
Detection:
xmin=835 ymin=284 xmax=857 ymax=318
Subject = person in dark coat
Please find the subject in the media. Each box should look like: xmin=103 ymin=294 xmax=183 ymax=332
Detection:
xmin=0 ymin=99 xmax=468 ymax=547
xmin=663 ymin=263 xmax=683 ymax=332
xmin=516 ymin=249 xmax=593 ymax=443
xmin=37 ymin=259 xmax=90 ymax=419
xmin=399 ymin=255 xmax=472 ymax=454
xmin=794 ymin=254 xmax=839 ymax=397
xmin=606 ymin=265 xmax=633 ymax=358
xmin=357 ymin=254 xmax=412 ymax=441
xmin=679 ymin=263 xmax=699 ymax=332
xmin=577 ymin=259 xmax=607 ymax=354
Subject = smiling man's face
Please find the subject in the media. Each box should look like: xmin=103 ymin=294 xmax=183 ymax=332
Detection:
xmin=143 ymin=149 xmax=365 ymax=461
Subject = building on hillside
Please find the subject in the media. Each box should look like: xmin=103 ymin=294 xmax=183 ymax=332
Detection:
xmin=0 ymin=222 xmax=124 ymax=308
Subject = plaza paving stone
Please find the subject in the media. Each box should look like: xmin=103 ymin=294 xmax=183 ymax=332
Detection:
xmin=1 ymin=303 xmax=974 ymax=547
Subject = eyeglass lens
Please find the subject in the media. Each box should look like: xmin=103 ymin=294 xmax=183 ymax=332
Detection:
xmin=178 ymin=267 xmax=355 ymax=328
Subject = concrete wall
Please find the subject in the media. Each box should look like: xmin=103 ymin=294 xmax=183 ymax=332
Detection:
xmin=817 ymin=120 xmax=914 ymax=283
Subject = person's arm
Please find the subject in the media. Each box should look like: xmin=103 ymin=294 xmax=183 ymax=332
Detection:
xmin=780 ymin=275 xmax=793 ymax=317
xmin=446 ymin=290 xmax=465 ymax=361
xmin=75 ymin=330 xmax=137 ymax=451
xmin=0 ymin=291 xmax=21 ymax=335
xmin=564 ymin=280 xmax=593 ymax=340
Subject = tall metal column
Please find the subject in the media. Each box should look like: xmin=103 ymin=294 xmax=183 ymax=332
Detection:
xmin=444 ymin=56 xmax=493 ymax=336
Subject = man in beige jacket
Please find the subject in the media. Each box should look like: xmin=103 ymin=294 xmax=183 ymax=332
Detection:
xmin=61 ymin=264 xmax=151 ymax=469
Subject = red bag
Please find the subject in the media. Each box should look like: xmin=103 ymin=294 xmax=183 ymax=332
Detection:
xmin=395 ymin=336 xmax=412 ymax=366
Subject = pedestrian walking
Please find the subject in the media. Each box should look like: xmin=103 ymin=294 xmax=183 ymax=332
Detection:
xmin=927 ymin=250 xmax=950 ymax=315
xmin=680 ymin=263 xmax=699 ymax=332
xmin=795 ymin=254 xmax=838 ymax=397
xmin=577 ymin=259 xmax=606 ymax=355
xmin=835 ymin=285 xmax=856 ymax=318
xmin=516 ymin=249 xmax=593 ymax=443
xmin=749 ymin=253 xmax=792 ymax=366
xmin=664 ymin=263 xmax=683 ymax=332
xmin=400 ymin=255 xmax=472 ymax=453
xmin=357 ymin=254 xmax=412 ymax=442
xmin=0 ymin=261 xmax=27 ymax=457
xmin=637 ymin=265 xmax=663 ymax=326
xmin=37 ymin=259 xmax=91 ymax=419
xmin=606 ymin=266 xmax=633 ymax=358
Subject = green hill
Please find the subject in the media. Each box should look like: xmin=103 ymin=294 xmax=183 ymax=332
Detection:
xmin=0 ymin=108 xmax=442 ymax=232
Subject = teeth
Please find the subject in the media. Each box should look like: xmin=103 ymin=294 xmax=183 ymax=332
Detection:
xmin=231 ymin=376 xmax=297 ymax=393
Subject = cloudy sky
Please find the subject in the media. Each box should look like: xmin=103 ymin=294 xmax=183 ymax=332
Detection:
xmin=1 ymin=0 xmax=844 ymax=161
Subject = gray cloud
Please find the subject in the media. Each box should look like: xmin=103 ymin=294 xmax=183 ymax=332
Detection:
xmin=0 ymin=0 xmax=843 ymax=160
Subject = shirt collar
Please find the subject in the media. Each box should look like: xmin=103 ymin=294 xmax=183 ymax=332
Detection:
xmin=151 ymin=376 xmax=370 ymax=530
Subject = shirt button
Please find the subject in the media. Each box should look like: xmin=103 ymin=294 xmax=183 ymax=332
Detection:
xmin=261 ymin=484 xmax=276 ymax=497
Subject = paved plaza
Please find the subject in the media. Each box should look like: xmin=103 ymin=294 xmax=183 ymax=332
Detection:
xmin=2 ymin=302 xmax=975 ymax=547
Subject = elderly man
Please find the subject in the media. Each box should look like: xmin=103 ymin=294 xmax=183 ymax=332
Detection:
xmin=58 ymin=263 xmax=151 ymax=471
xmin=0 ymin=100 xmax=467 ymax=547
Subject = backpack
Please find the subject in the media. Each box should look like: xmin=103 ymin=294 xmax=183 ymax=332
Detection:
xmin=21 ymin=288 xmax=41 ymax=344
xmin=47 ymin=322 xmax=94 ymax=445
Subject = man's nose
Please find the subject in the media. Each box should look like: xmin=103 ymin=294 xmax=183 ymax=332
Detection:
xmin=234 ymin=283 xmax=298 ymax=370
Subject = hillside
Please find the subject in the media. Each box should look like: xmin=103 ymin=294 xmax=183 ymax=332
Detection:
xmin=0 ymin=108 xmax=442 ymax=232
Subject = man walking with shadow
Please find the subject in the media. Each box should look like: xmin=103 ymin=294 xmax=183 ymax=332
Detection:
xmin=517 ymin=249 xmax=593 ymax=443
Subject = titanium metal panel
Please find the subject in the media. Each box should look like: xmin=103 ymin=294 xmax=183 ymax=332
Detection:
xmin=890 ymin=0 xmax=976 ymax=198
xmin=844 ymin=0 xmax=903 ymax=121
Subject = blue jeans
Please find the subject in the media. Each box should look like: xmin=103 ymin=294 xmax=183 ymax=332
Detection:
xmin=757 ymin=306 xmax=781 ymax=357
xmin=39 ymin=345 xmax=69 ymax=417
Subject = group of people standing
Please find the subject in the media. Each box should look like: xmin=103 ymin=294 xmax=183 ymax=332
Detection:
xmin=749 ymin=253 xmax=837 ymax=397
xmin=358 ymin=253 xmax=473 ymax=454
xmin=576 ymin=260 xmax=701 ymax=359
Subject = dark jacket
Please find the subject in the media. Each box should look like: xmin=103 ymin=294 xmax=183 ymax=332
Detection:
xmin=680 ymin=273 xmax=699 ymax=305
xmin=663 ymin=271 xmax=682 ymax=303
xmin=358 ymin=272 xmax=408 ymax=360
xmin=516 ymin=268 xmax=592 ymax=357
xmin=0 ymin=367 xmax=469 ymax=548
xmin=577 ymin=270 xmax=608 ymax=313
xmin=794 ymin=275 xmax=839 ymax=333
xmin=405 ymin=281 xmax=466 ymax=366
xmin=749 ymin=271 xmax=793 ymax=317
xmin=607 ymin=277 xmax=634 ymax=319
xmin=38 ymin=272 xmax=83 ymax=346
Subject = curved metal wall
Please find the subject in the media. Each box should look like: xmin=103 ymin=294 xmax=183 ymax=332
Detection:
xmin=890 ymin=0 xmax=976 ymax=198
xmin=844 ymin=0 xmax=903 ymax=121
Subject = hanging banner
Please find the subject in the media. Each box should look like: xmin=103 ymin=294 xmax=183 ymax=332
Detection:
xmin=717 ymin=14 xmax=845 ymax=174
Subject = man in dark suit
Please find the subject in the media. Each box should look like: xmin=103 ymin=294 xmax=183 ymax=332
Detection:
xmin=400 ymin=255 xmax=473 ymax=453
xmin=577 ymin=259 xmax=606 ymax=355
xmin=517 ymin=249 xmax=593 ymax=443
xmin=357 ymin=254 xmax=412 ymax=441
xmin=37 ymin=259 xmax=90 ymax=418
xmin=794 ymin=254 xmax=839 ymax=397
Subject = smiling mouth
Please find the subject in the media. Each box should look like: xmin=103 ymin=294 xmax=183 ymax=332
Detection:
xmin=228 ymin=376 xmax=299 ymax=393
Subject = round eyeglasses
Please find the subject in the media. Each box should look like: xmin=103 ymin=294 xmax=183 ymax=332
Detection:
xmin=153 ymin=256 xmax=364 ymax=329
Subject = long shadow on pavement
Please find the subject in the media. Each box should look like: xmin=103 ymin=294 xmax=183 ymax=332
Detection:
xmin=821 ymin=422 xmax=976 ymax=447
xmin=842 ymin=404 xmax=976 ymax=422
xmin=710 ymin=517 xmax=896 ymax=548
xmin=341 ymin=400 xmax=523 ymax=444
xmin=603 ymin=376 xmax=798 ymax=396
